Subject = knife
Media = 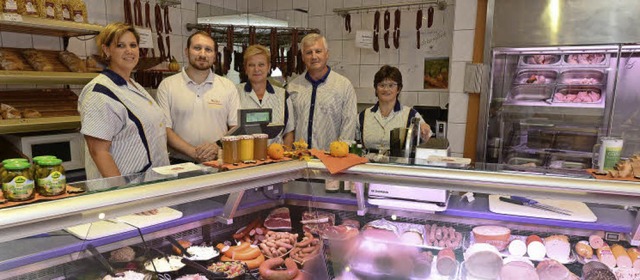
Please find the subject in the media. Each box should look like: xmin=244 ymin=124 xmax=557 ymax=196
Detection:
xmin=499 ymin=196 xmax=572 ymax=216
xmin=510 ymin=196 xmax=573 ymax=214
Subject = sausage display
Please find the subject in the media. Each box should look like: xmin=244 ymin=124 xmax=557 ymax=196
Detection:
xmin=611 ymin=244 xmax=632 ymax=268
xmin=383 ymin=10 xmax=390 ymax=49
xmin=427 ymin=6 xmax=434 ymax=28
xmin=163 ymin=5 xmax=172 ymax=34
xmin=393 ymin=9 xmax=400 ymax=49
xmin=344 ymin=14 xmax=351 ymax=33
xmin=416 ymin=9 xmax=422 ymax=49
xmin=373 ymin=11 xmax=380 ymax=52
xmin=123 ymin=0 xmax=133 ymax=25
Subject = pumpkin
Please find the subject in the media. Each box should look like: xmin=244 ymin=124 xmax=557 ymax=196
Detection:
xmin=330 ymin=141 xmax=349 ymax=157
xmin=267 ymin=143 xmax=285 ymax=160
xmin=168 ymin=56 xmax=180 ymax=72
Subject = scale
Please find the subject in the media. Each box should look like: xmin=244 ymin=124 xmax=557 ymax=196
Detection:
xmin=225 ymin=108 xmax=284 ymax=138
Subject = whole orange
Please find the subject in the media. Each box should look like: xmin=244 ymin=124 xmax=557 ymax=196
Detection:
xmin=330 ymin=141 xmax=349 ymax=157
xmin=267 ymin=143 xmax=285 ymax=160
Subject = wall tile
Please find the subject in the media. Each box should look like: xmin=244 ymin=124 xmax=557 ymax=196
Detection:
xmin=355 ymin=87 xmax=376 ymax=104
xmin=1 ymin=32 xmax=32 ymax=48
xmin=362 ymin=0 xmax=380 ymax=5
xmin=454 ymin=0 xmax=477 ymax=30
xmin=196 ymin=0 xmax=211 ymax=4
xmin=277 ymin=0 xmax=292 ymax=10
xmin=105 ymin=0 xmax=125 ymax=23
xmin=359 ymin=64 xmax=379 ymax=89
xmin=341 ymin=65 xmax=360 ymax=88
xmin=451 ymin=29 xmax=474 ymax=62
xmin=325 ymin=15 xmax=344 ymax=40
xmin=182 ymin=0 xmax=197 ymax=11
xmin=417 ymin=92 xmax=440 ymax=106
xmin=67 ymin=38 xmax=87 ymax=57
xmin=398 ymin=63 xmax=423 ymax=91
xmin=342 ymin=40 xmax=361 ymax=65
xmin=343 ymin=0 xmax=361 ymax=9
xmin=277 ymin=10 xmax=293 ymax=22
xmin=439 ymin=91 xmax=449 ymax=108
xmin=248 ymin=0 xmax=263 ymax=13
xmin=327 ymin=40 xmax=343 ymax=63
xmin=449 ymin=61 xmax=465 ymax=93
xmin=308 ymin=16 xmax=325 ymax=34
xmin=211 ymin=0 xmax=224 ymax=8
xmin=236 ymin=0 xmax=248 ymax=12
xmin=223 ymin=0 xmax=237 ymax=11
xmin=399 ymin=91 xmax=417 ymax=107
xmin=168 ymin=35 xmax=185 ymax=63
xmin=292 ymin=0 xmax=309 ymax=11
xmin=326 ymin=0 xmax=343 ymax=15
xmin=88 ymin=0 xmax=107 ymax=25
xmin=181 ymin=9 xmax=197 ymax=36
xmin=379 ymin=46 xmax=399 ymax=65
xmin=308 ymin=0 xmax=325 ymax=17
xmin=33 ymin=36 xmax=61 ymax=51
xmin=262 ymin=0 xmax=278 ymax=12
xmin=447 ymin=122 xmax=467 ymax=154
xmin=448 ymin=92 xmax=469 ymax=123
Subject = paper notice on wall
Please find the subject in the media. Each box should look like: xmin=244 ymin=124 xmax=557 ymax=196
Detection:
xmin=137 ymin=28 xmax=154 ymax=49
xmin=355 ymin=30 xmax=374 ymax=49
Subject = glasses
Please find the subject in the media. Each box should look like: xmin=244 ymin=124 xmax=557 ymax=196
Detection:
xmin=377 ymin=82 xmax=398 ymax=89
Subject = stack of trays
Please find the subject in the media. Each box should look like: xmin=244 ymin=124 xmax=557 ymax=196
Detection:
xmin=508 ymin=53 xmax=609 ymax=104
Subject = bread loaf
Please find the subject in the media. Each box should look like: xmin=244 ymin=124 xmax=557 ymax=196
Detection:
xmin=22 ymin=49 xmax=53 ymax=71
xmin=22 ymin=109 xmax=41 ymax=118
xmin=0 ymin=49 xmax=26 ymax=70
xmin=59 ymin=51 xmax=86 ymax=72
xmin=2 ymin=108 xmax=22 ymax=119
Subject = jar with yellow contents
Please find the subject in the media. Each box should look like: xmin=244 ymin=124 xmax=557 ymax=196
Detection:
xmin=237 ymin=135 xmax=255 ymax=162
xmin=36 ymin=158 xmax=66 ymax=196
xmin=221 ymin=136 xmax=240 ymax=164
xmin=252 ymin=133 xmax=268 ymax=161
xmin=1 ymin=161 xmax=35 ymax=202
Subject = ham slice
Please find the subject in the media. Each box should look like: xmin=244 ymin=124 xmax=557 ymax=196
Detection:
xmin=501 ymin=260 xmax=539 ymax=280
xmin=263 ymin=207 xmax=291 ymax=230
xmin=536 ymin=259 xmax=575 ymax=280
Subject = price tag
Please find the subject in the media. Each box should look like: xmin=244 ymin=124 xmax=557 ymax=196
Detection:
xmin=2 ymin=13 xmax=23 ymax=22
xmin=137 ymin=27 xmax=153 ymax=49
xmin=355 ymin=30 xmax=373 ymax=49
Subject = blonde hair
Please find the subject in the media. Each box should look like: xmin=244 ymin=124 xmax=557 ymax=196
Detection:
xmin=300 ymin=33 xmax=328 ymax=52
xmin=96 ymin=22 xmax=140 ymax=61
xmin=243 ymin=45 xmax=271 ymax=67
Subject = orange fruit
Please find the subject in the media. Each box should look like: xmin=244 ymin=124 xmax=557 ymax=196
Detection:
xmin=330 ymin=141 xmax=349 ymax=157
xmin=267 ymin=143 xmax=285 ymax=160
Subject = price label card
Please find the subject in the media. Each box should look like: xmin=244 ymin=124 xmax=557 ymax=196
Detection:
xmin=137 ymin=28 xmax=154 ymax=49
xmin=2 ymin=13 xmax=23 ymax=22
xmin=355 ymin=30 xmax=373 ymax=49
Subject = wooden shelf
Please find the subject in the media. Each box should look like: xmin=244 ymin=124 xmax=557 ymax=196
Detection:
xmin=0 ymin=14 xmax=102 ymax=37
xmin=0 ymin=70 xmax=98 ymax=84
xmin=0 ymin=116 xmax=80 ymax=134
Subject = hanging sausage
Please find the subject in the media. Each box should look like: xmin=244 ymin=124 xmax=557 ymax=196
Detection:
xmin=416 ymin=9 xmax=422 ymax=49
xmin=373 ymin=11 xmax=380 ymax=52
xmin=124 ymin=0 xmax=133 ymax=25
xmin=393 ymin=9 xmax=400 ymax=49
xmin=164 ymin=5 xmax=172 ymax=34
xmin=144 ymin=0 xmax=152 ymax=32
xmin=383 ymin=10 xmax=390 ymax=49
xmin=270 ymin=28 xmax=277 ymax=70
xmin=427 ymin=6 xmax=434 ymax=28
xmin=344 ymin=14 xmax=351 ymax=33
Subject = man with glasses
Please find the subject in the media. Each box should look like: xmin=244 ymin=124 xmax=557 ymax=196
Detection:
xmin=287 ymin=33 xmax=357 ymax=150
xmin=356 ymin=65 xmax=432 ymax=152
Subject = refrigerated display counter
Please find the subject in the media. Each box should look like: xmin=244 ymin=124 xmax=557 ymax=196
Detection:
xmin=1 ymin=160 xmax=639 ymax=279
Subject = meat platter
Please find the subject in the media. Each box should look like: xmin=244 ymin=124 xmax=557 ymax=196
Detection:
xmin=564 ymin=53 xmax=609 ymax=66
xmin=519 ymin=53 xmax=609 ymax=67
xmin=520 ymin=54 xmax=561 ymax=66
xmin=348 ymin=250 xmax=459 ymax=280
xmin=558 ymin=69 xmax=606 ymax=85
xmin=552 ymin=86 xmax=603 ymax=104
xmin=513 ymin=69 xmax=557 ymax=85
xmin=466 ymin=234 xmax=577 ymax=264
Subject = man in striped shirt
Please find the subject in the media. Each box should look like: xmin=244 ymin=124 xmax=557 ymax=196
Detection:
xmin=287 ymin=34 xmax=357 ymax=150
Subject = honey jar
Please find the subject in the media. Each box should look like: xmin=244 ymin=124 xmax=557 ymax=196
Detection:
xmin=252 ymin=133 xmax=268 ymax=161
xmin=221 ymin=136 xmax=239 ymax=164
xmin=238 ymin=135 xmax=255 ymax=162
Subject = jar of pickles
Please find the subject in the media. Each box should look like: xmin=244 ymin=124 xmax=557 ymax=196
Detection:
xmin=238 ymin=135 xmax=255 ymax=162
xmin=1 ymin=161 xmax=35 ymax=202
xmin=253 ymin=133 xmax=268 ymax=161
xmin=36 ymin=158 xmax=66 ymax=196
xmin=221 ymin=136 xmax=240 ymax=164
xmin=1 ymin=158 xmax=29 ymax=176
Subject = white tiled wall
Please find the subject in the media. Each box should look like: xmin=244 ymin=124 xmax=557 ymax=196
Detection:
xmin=0 ymin=0 xmax=478 ymax=155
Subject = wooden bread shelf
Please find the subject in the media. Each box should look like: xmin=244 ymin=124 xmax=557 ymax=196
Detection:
xmin=0 ymin=14 xmax=102 ymax=37
xmin=0 ymin=70 xmax=97 ymax=84
xmin=0 ymin=116 xmax=80 ymax=134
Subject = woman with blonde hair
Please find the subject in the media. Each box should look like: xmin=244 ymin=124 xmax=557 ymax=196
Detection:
xmin=236 ymin=44 xmax=294 ymax=146
xmin=78 ymin=22 xmax=169 ymax=179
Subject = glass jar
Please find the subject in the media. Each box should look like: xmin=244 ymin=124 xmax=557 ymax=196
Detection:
xmin=1 ymin=158 xmax=29 ymax=176
xmin=238 ymin=135 xmax=255 ymax=162
xmin=32 ymin=155 xmax=57 ymax=177
xmin=221 ymin=136 xmax=240 ymax=164
xmin=1 ymin=161 xmax=35 ymax=202
xmin=36 ymin=158 xmax=66 ymax=196
xmin=252 ymin=133 xmax=269 ymax=161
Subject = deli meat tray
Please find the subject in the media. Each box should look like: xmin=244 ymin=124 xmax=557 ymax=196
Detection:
xmin=347 ymin=255 xmax=459 ymax=280
xmin=466 ymin=234 xmax=576 ymax=264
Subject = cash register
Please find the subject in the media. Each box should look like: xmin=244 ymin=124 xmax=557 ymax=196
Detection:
xmin=225 ymin=108 xmax=284 ymax=138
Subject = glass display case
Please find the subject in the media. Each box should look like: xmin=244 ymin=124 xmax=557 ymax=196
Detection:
xmin=1 ymin=160 xmax=640 ymax=279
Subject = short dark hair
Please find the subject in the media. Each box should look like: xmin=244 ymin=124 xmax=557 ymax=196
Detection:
xmin=186 ymin=31 xmax=214 ymax=49
xmin=374 ymin=65 xmax=403 ymax=90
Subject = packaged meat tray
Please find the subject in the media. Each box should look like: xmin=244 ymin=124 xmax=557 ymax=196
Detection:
xmin=520 ymin=54 xmax=561 ymax=66
xmin=363 ymin=219 xmax=463 ymax=250
xmin=348 ymin=250 xmax=458 ymax=280
xmin=513 ymin=69 xmax=558 ymax=85
xmin=552 ymin=86 xmax=603 ymax=104
xmin=564 ymin=53 xmax=609 ymax=66
xmin=466 ymin=234 xmax=576 ymax=264
xmin=508 ymin=84 xmax=553 ymax=102
xmin=558 ymin=69 xmax=606 ymax=85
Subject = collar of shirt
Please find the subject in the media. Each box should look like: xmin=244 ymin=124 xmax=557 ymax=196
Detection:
xmin=102 ymin=68 xmax=148 ymax=98
xmin=304 ymin=66 xmax=332 ymax=86
xmin=181 ymin=67 xmax=215 ymax=86
xmin=370 ymin=100 xmax=402 ymax=113
xmin=244 ymin=80 xmax=276 ymax=94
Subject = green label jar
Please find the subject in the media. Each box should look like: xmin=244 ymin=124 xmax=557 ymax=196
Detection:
xmin=36 ymin=158 xmax=66 ymax=196
xmin=2 ymin=162 xmax=35 ymax=201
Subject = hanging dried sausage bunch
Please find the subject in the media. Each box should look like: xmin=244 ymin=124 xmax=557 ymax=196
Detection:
xmin=383 ymin=10 xmax=390 ymax=49
xmin=393 ymin=9 xmax=400 ymax=49
xmin=416 ymin=9 xmax=423 ymax=49
xmin=373 ymin=11 xmax=380 ymax=52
